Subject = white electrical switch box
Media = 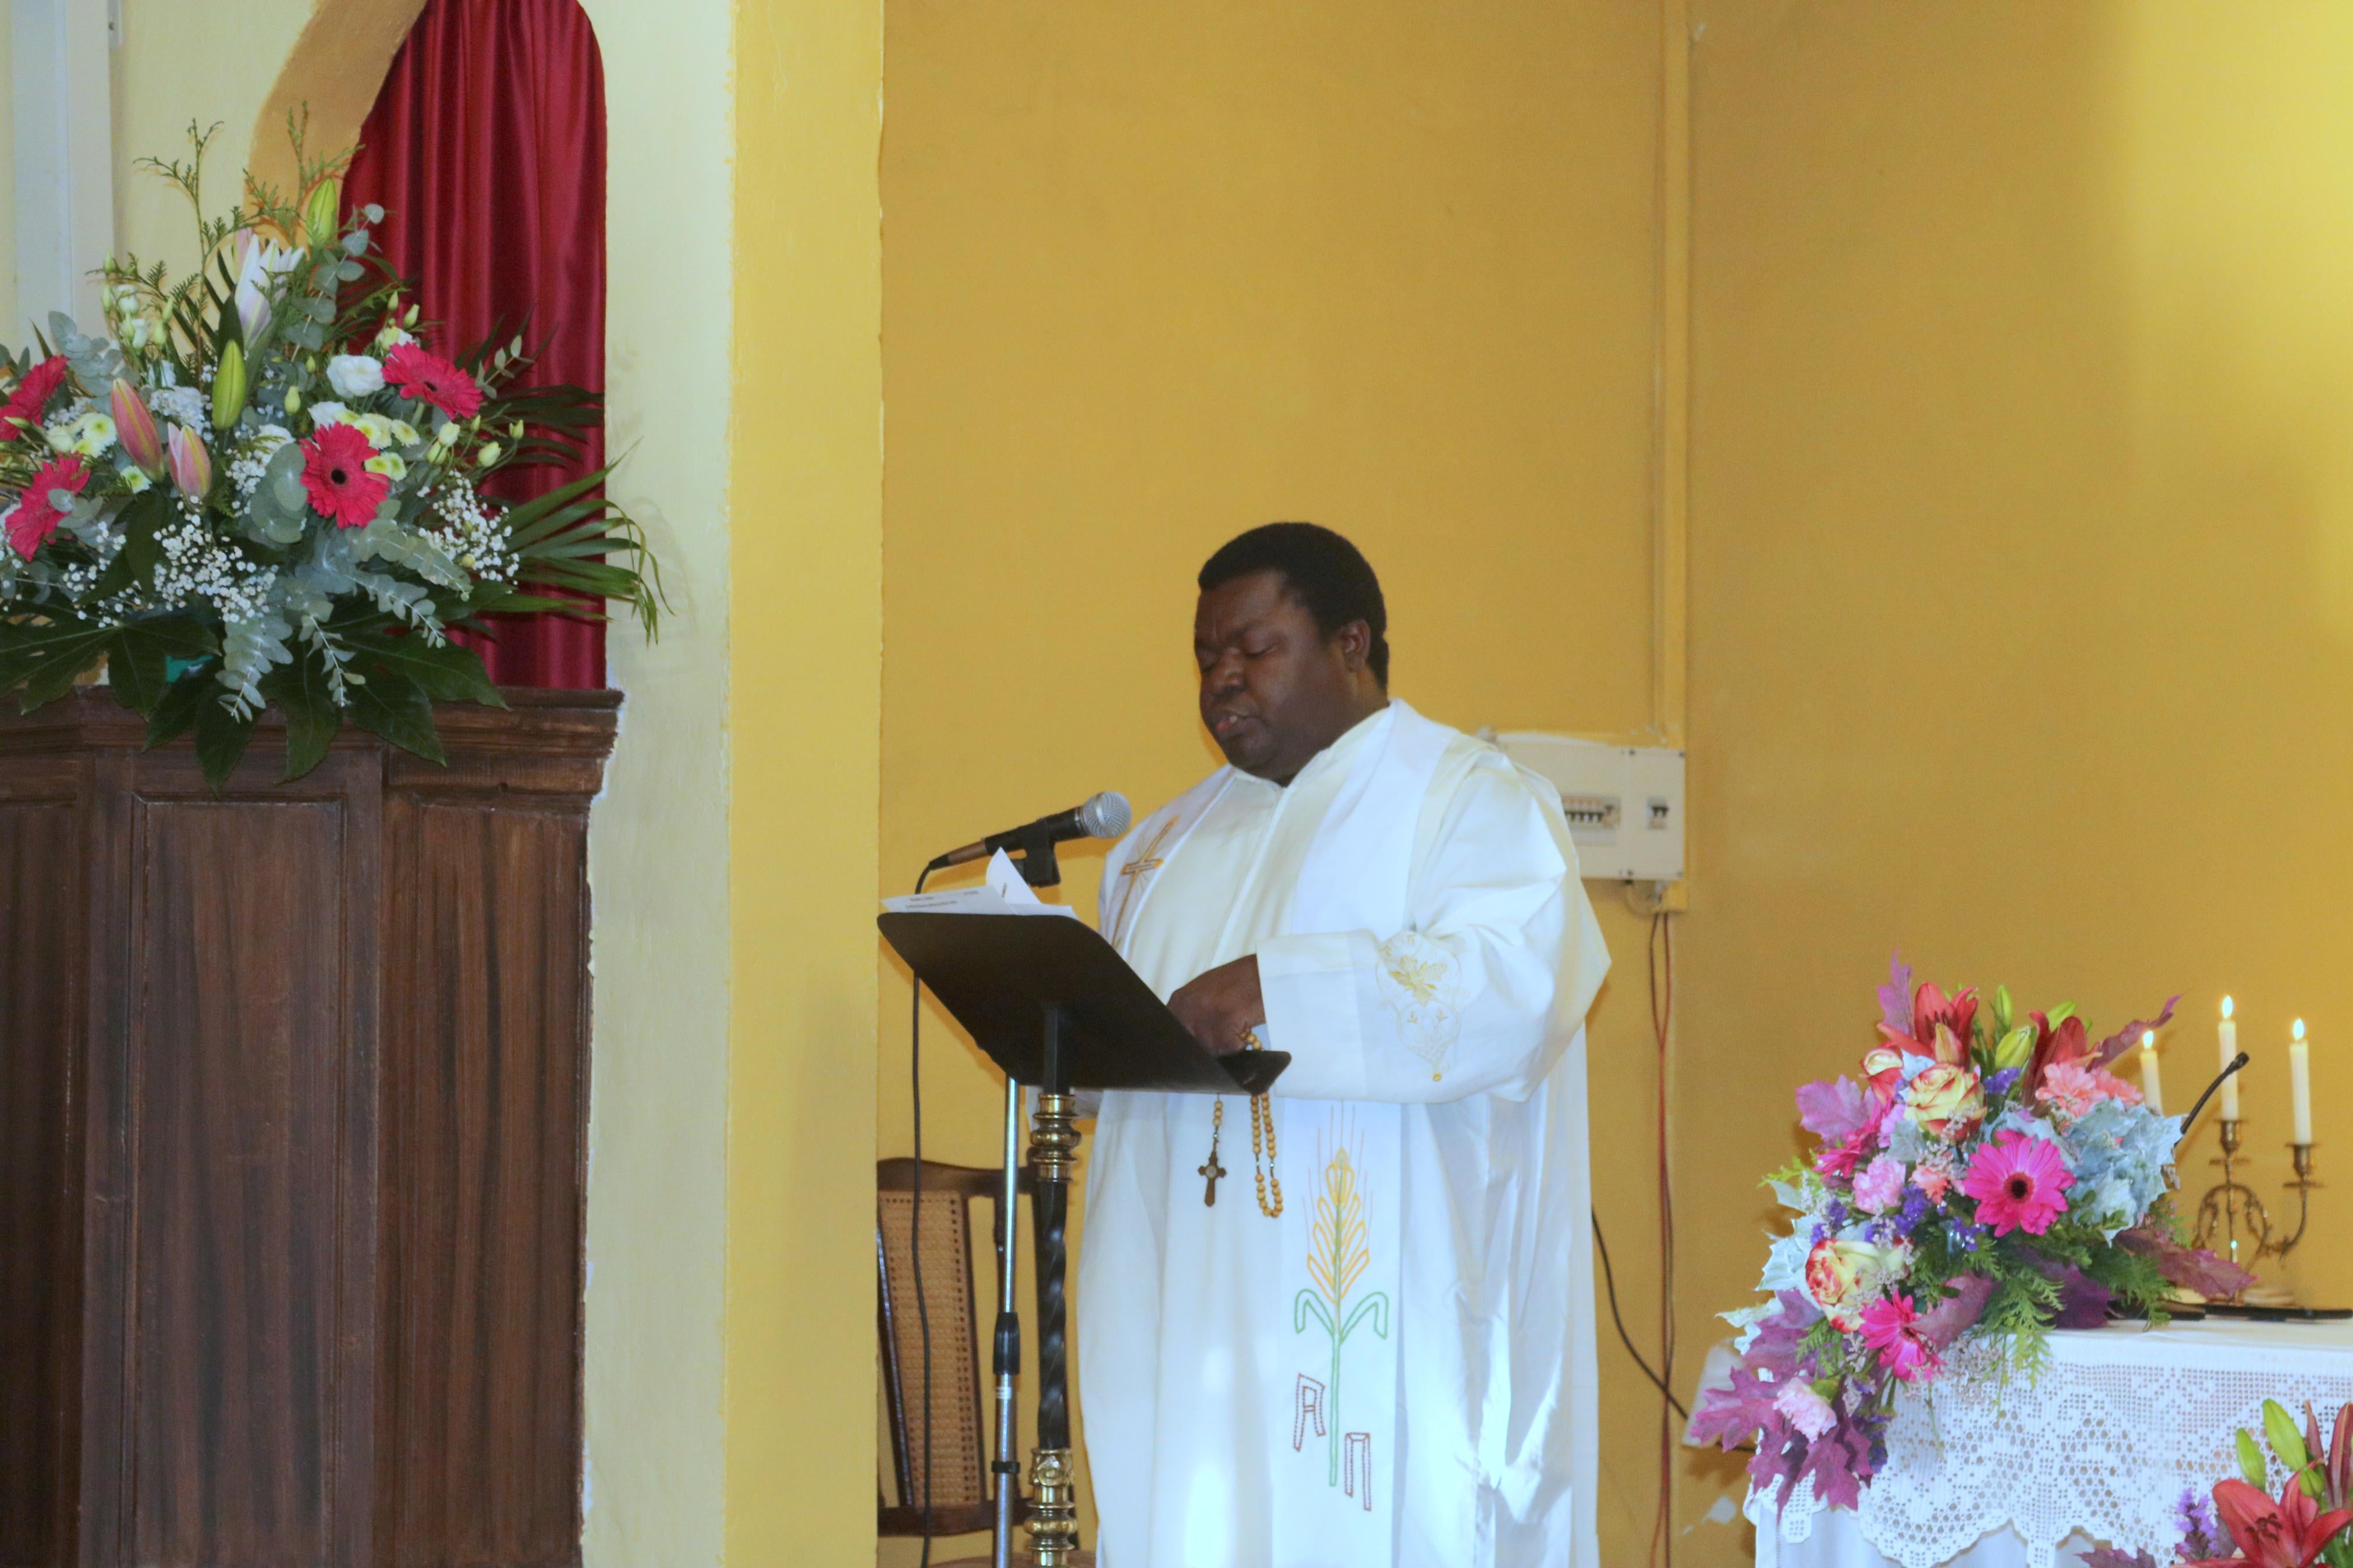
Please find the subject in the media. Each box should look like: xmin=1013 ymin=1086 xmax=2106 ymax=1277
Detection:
xmin=1492 ymin=733 xmax=1685 ymax=884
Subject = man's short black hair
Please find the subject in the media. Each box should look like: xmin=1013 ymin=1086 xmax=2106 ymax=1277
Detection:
xmin=1198 ymin=522 xmax=1389 ymax=688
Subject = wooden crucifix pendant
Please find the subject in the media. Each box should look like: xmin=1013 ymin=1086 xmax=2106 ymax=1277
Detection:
xmin=1200 ymin=1098 xmax=1228 ymax=1206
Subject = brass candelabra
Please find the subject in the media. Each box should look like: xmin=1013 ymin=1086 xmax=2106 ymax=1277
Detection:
xmin=2195 ymin=1121 xmax=2320 ymax=1290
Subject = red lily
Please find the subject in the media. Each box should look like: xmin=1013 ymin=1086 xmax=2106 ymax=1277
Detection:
xmin=2021 ymin=1010 xmax=2091 ymax=1099
xmin=1878 ymin=982 xmax=1978 ymax=1066
xmin=2181 ymin=1477 xmax=2353 ymax=1568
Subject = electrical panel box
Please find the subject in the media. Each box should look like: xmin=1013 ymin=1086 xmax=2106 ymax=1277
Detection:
xmin=1492 ymin=733 xmax=1685 ymax=884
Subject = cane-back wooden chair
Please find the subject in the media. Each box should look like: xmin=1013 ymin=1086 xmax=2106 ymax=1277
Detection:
xmin=876 ymin=1158 xmax=1092 ymax=1566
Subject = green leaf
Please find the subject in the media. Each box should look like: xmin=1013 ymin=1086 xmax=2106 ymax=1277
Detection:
xmin=0 ymin=618 xmax=113 ymax=711
xmin=193 ymin=696 xmax=256 ymax=790
xmin=2268 ymin=1399 xmax=2312 ymax=1471
xmin=144 ymin=665 xmax=216 ymax=749
xmin=258 ymin=652 xmax=340 ymax=781
xmin=347 ymin=663 xmax=445 ymax=765
xmin=2239 ymin=1428 xmax=2271 ymax=1489
xmin=105 ymin=616 xmax=215 ymax=715
xmin=345 ymin=627 xmax=503 ymax=708
xmin=115 ymin=489 xmax=171 ymax=590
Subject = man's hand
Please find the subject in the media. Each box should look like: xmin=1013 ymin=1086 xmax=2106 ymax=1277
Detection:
xmin=1168 ymin=954 xmax=1265 ymax=1057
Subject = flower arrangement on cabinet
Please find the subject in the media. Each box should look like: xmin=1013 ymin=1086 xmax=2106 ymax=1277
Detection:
xmin=1690 ymin=954 xmax=2253 ymax=1510
xmin=0 ymin=122 xmax=659 ymax=784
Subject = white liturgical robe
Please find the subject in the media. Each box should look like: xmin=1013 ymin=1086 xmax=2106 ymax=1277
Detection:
xmin=1077 ymin=700 xmax=1610 ymax=1568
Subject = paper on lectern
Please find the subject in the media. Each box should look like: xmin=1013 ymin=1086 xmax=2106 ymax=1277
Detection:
xmin=880 ymin=849 xmax=1081 ymax=918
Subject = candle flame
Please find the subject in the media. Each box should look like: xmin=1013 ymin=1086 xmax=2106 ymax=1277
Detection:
xmin=2221 ymin=995 xmax=2235 ymax=1019
xmin=2293 ymin=1018 xmax=2306 ymax=1041
xmin=2141 ymin=1029 xmax=2156 ymax=1048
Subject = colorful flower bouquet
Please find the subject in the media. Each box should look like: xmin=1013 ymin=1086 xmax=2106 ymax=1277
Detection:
xmin=1691 ymin=955 xmax=2253 ymax=1511
xmin=2088 ymin=1399 xmax=2353 ymax=1568
xmin=0 ymin=125 xmax=658 ymax=785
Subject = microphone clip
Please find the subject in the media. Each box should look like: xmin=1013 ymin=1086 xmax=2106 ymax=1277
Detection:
xmin=1007 ymin=826 xmax=1063 ymax=890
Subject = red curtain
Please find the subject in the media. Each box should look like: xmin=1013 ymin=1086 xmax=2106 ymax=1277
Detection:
xmin=344 ymin=0 xmax=608 ymax=688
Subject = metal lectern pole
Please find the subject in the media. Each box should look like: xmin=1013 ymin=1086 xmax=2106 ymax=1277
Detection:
xmin=990 ymin=1073 xmax=1023 ymax=1568
xmin=1025 ymin=1005 xmax=1083 ymax=1566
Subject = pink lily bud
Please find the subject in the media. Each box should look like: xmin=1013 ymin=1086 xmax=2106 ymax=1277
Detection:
xmin=109 ymin=379 xmax=165 ymax=476
xmin=166 ymin=424 xmax=212 ymax=498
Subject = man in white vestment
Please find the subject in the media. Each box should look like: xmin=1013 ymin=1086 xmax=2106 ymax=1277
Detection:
xmin=1078 ymin=523 xmax=1612 ymax=1568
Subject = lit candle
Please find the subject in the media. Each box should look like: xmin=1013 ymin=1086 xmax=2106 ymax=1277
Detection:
xmin=2139 ymin=1029 xmax=2165 ymax=1115
xmin=2290 ymin=1018 xmax=2313 ymax=1147
xmin=2219 ymin=996 xmax=2240 ymax=1121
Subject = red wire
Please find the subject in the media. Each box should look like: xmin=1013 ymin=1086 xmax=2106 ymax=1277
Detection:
xmin=1648 ymin=912 xmax=1677 ymax=1568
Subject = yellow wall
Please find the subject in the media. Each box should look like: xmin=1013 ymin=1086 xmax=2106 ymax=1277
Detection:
xmin=878 ymin=1 xmax=1676 ymax=1558
xmin=1674 ymin=3 xmax=2353 ymax=1558
xmin=727 ymin=1 xmax=885 ymax=1565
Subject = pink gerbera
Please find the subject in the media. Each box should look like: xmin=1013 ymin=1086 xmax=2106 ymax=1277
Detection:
xmin=300 ymin=423 xmax=391 ymax=529
xmin=382 ymin=343 xmax=482 ymax=419
xmin=6 ymin=453 xmax=89 ymax=559
xmin=0 ymin=355 xmax=70 ymax=442
xmin=1958 ymin=1129 xmax=2074 ymax=1236
xmin=1859 ymin=1293 xmax=1942 ymax=1382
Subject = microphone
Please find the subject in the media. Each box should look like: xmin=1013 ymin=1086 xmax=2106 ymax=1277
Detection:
xmin=2179 ymin=1051 xmax=2251 ymax=1135
xmin=927 ymin=791 xmax=1133 ymax=876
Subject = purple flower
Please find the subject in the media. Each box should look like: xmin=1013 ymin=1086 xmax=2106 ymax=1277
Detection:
xmin=1811 ymin=1221 xmax=1830 ymax=1245
xmin=1899 ymin=1190 xmax=1934 ymax=1232
xmin=1946 ymin=1219 xmax=1985 ymax=1253
xmin=1985 ymin=1067 xmax=2022 ymax=1097
xmin=2174 ymin=1485 xmax=2224 ymax=1561
xmin=1825 ymin=1200 xmax=1850 ymax=1230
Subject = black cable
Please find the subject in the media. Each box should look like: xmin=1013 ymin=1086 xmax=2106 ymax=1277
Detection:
xmin=1593 ymin=1212 xmax=1689 ymax=1421
xmin=910 ymin=865 xmax=934 ymax=1568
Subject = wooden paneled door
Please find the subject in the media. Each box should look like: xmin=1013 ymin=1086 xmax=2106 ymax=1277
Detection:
xmin=0 ymin=691 xmax=617 ymax=1568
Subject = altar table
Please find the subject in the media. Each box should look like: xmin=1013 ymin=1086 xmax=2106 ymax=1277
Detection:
xmin=1747 ymin=1319 xmax=2353 ymax=1568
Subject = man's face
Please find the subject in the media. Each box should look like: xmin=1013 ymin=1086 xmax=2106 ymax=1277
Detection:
xmin=1194 ymin=568 xmax=1373 ymax=784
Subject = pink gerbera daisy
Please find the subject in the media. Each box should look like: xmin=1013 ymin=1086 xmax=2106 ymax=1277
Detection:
xmin=6 ymin=453 xmax=89 ymax=559
xmin=382 ymin=343 xmax=482 ymax=420
xmin=1859 ymin=1292 xmax=1942 ymax=1382
xmin=1958 ymin=1129 xmax=2074 ymax=1236
xmin=0 ymin=355 xmax=70 ymax=442
xmin=300 ymin=423 xmax=391 ymax=529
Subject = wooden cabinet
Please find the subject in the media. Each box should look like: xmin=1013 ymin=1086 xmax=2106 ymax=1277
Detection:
xmin=0 ymin=690 xmax=617 ymax=1568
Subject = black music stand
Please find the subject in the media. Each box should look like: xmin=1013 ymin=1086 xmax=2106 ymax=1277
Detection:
xmin=878 ymin=911 xmax=1289 ymax=1568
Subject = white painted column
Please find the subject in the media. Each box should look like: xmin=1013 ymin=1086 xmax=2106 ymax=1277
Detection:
xmin=10 ymin=0 xmax=115 ymax=334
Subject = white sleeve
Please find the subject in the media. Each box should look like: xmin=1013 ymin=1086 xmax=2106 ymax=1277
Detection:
xmin=1252 ymin=758 xmax=1607 ymax=1104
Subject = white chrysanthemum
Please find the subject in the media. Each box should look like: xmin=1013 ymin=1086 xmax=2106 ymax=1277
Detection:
xmin=352 ymin=413 xmax=396 ymax=449
xmin=48 ymin=411 xmax=118 ymax=458
xmin=364 ymin=451 xmax=407 ymax=482
xmin=326 ymin=354 xmax=385 ymax=399
xmin=307 ymin=401 xmax=353 ymax=429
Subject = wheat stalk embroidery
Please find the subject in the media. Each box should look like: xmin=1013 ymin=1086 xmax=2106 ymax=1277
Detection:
xmin=1292 ymin=1135 xmax=1389 ymax=1487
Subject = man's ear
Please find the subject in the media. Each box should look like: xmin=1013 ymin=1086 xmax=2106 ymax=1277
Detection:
xmin=1332 ymin=618 xmax=1372 ymax=672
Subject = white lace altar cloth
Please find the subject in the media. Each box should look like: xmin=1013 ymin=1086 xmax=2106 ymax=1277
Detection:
xmin=1746 ymin=1320 xmax=2353 ymax=1568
